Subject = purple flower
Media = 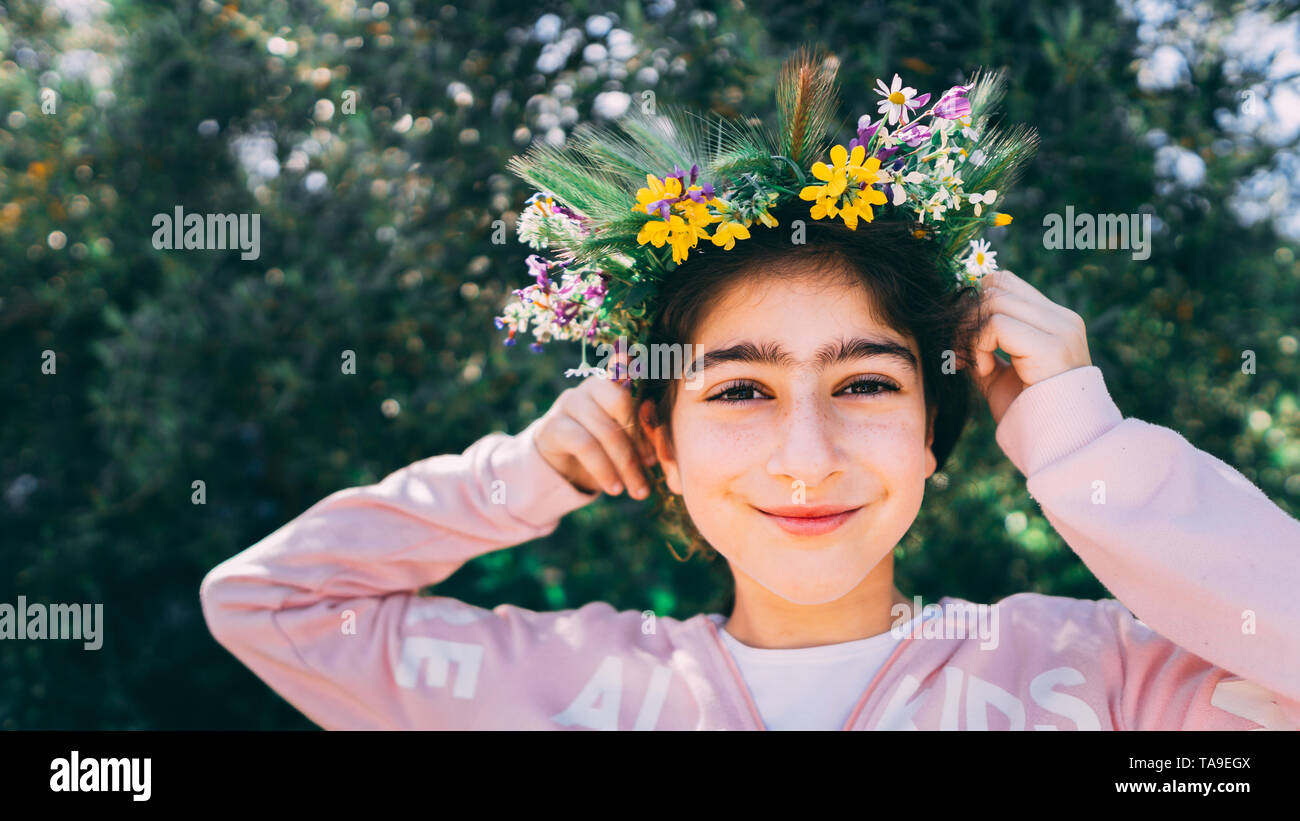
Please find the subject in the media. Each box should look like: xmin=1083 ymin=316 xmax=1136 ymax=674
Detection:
xmin=525 ymin=254 xmax=553 ymax=287
xmin=897 ymin=123 xmax=932 ymax=147
xmin=665 ymin=164 xmax=698 ymax=188
xmin=683 ymin=181 xmax=715 ymax=203
xmin=651 ymin=164 xmax=717 ymax=215
xmin=933 ymin=84 xmax=972 ymax=120
xmin=553 ymin=203 xmax=585 ymax=223
xmin=849 ymin=115 xmax=881 ymax=151
xmin=529 ymin=341 xmax=545 ymax=353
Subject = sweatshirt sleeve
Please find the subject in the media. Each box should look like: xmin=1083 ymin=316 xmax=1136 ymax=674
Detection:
xmin=199 ymin=416 xmax=611 ymax=730
xmin=993 ymin=365 xmax=1300 ymax=730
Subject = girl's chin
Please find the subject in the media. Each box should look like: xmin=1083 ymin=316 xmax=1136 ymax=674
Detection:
xmin=728 ymin=549 xmax=886 ymax=606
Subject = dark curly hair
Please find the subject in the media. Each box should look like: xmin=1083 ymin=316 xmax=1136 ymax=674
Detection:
xmin=628 ymin=198 xmax=987 ymax=563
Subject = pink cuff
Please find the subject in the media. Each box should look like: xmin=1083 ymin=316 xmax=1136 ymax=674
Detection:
xmin=994 ymin=365 xmax=1124 ymax=477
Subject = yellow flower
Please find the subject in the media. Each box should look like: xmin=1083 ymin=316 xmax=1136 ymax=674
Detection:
xmin=633 ymin=174 xmax=683 ymax=216
xmin=636 ymin=215 xmax=677 ymax=248
xmin=636 ymin=213 xmax=711 ymax=263
xmin=804 ymin=143 xmax=862 ymax=199
xmin=800 ymin=143 xmax=889 ymax=229
xmin=675 ymin=194 xmax=720 ymax=230
xmin=669 ymin=218 xmax=711 ymax=263
xmin=711 ymin=220 xmax=751 ymax=250
xmin=994 ymin=212 xmax=1013 ymax=226
xmin=838 ymin=185 xmax=888 ymax=229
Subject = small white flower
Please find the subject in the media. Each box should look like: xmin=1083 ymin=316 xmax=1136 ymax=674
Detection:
xmin=969 ymin=149 xmax=987 ymax=166
xmin=965 ymin=238 xmax=998 ymax=277
xmin=969 ymin=189 xmax=997 ymax=216
xmin=920 ymin=191 xmax=950 ymax=223
xmin=887 ymin=170 xmax=926 ymax=205
xmin=875 ymin=73 xmax=922 ymax=126
xmin=934 ymin=157 xmax=963 ymax=192
xmin=565 ymin=362 xmax=608 ymax=379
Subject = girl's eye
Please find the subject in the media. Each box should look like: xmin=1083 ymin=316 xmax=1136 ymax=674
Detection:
xmin=840 ymin=377 xmax=901 ymax=397
xmin=705 ymin=377 xmax=900 ymax=404
xmin=706 ymin=380 xmax=770 ymax=404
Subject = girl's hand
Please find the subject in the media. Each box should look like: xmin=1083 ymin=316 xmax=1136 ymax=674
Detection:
xmin=964 ymin=269 xmax=1093 ymax=426
xmin=533 ymin=362 xmax=657 ymax=498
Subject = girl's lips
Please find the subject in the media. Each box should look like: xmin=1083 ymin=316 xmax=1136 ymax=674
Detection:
xmin=755 ymin=506 xmax=863 ymax=536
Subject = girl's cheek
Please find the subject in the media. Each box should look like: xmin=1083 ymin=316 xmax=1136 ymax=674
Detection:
xmin=844 ymin=414 xmax=931 ymax=472
xmin=675 ymin=415 xmax=761 ymax=489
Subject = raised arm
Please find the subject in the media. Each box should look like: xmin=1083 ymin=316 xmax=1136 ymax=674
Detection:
xmin=994 ymin=364 xmax=1300 ymax=729
xmin=199 ymin=370 xmax=664 ymax=729
xmin=199 ymin=416 xmax=603 ymax=728
xmin=964 ymin=269 xmax=1299 ymax=729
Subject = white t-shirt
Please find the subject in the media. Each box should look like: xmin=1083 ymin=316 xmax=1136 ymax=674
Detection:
xmin=711 ymin=607 xmax=937 ymax=730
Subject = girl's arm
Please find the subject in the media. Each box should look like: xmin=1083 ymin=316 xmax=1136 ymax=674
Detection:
xmin=967 ymin=269 xmax=1299 ymax=730
xmin=199 ymin=416 xmax=621 ymax=729
xmin=994 ymin=363 xmax=1300 ymax=729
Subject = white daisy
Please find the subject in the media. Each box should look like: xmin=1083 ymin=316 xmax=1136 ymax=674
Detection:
xmin=875 ymin=74 xmax=922 ymax=126
xmin=965 ymin=238 xmax=998 ymax=277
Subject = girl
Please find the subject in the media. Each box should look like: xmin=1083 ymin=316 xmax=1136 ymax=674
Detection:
xmin=200 ymin=57 xmax=1300 ymax=731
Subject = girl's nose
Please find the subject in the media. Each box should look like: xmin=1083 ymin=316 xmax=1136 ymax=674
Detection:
xmin=765 ymin=393 xmax=841 ymax=489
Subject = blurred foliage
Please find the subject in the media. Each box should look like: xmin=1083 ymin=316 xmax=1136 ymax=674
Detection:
xmin=1 ymin=0 xmax=1297 ymax=729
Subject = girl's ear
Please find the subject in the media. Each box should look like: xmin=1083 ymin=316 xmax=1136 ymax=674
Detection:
xmin=638 ymin=400 xmax=683 ymax=494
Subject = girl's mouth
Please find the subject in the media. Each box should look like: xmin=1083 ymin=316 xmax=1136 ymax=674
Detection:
xmin=753 ymin=505 xmax=863 ymax=536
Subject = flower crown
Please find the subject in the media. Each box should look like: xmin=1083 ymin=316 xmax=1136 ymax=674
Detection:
xmin=495 ymin=48 xmax=1038 ymax=377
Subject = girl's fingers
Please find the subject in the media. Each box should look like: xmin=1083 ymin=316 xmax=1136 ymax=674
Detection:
xmin=985 ymin=270 xmax=1087 ymax=332
xmin=559 ymin=412 xmax=626 ymax=495
xmin=587 ymin=371 xmax=638 ymax=427
xmin=979 ymin=285 xmax=1061 ymax=335
xmin=566 ymin=396 xmax=650 ymax=498
xmin=589 ymin=372 xmax=658 ymax=466
xmin=984 ymin=269 xmax=1050 ymax=306
xmin=973 ymin=311 xmax=1055 ymax=365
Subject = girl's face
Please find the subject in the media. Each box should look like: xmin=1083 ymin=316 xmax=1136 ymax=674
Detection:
xmin=646 ymin=269 xmax=937 ymax=605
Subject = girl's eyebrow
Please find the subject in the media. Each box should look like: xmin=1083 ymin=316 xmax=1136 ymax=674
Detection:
xmin=694 ymin=336 xmax=918 ymax=375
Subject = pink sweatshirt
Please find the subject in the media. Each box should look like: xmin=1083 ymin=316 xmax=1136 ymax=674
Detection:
xmin=199 ymin=366 xmax=1300 ymax=730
